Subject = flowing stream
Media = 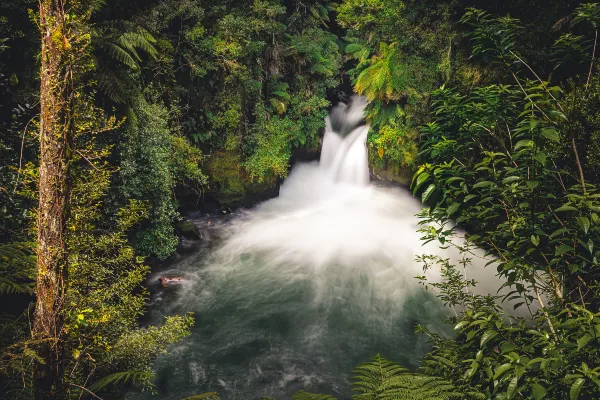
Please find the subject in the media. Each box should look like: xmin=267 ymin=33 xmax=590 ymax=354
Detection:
xmin=141 ymin=97 xmax=498 ymax=399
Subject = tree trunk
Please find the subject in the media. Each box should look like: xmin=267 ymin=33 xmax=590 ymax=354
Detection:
xmin=34 ymin=1 xmax=74 ymax=398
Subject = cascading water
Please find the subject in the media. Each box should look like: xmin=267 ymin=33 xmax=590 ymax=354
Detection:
xmin=140 ymin=97 xmax=502 ymax=400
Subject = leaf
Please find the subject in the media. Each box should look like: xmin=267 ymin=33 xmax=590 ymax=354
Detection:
xmin=515 ymin=139 xmax=533 ymax=150
xmin=570 ymin=378 xmax=586 ymax=400
xmin=533 ymin=152 xmax=547 ymax=165
xmin=576 ymin=217 xmax=590 ymax=234
xmin=473 ymin=180 xmax=494 ymax=189
xmin=531 ymin=235 xmax=540 ymax=246
xmin=507 ymin=376 xmax=519 ymax=399
xmin=345 ymin=43 xmax=363 ymax=54
xmin=531 ymin=383 xmax=547 ymax=400
xmin=494 ymin=363 xmax=513 ymax=380
xmin=555 ymin=244 xmax=574 ymax=256
xmin=413 ymin=172 xmax=430 ymax=193
xmin=555 ymin=205 xmax=578 ymax=212
xmin=526 ymin=181 xmax=540 ymax=189
xmin=422 ymin=184 xmax=436 ymax=202
xmin=455 ymin=320 xmax=470 ymax=330
xmin=550 ymin=228 xmax=569 ymax=238
xmin=577 ymin=333 xmax=593 ymax=350
xmin=447 ymin=202 xmax=460 ymax=216
xmin=503 ymin=176 xmax=521 ymax=184
xmin=540 ymin=128 xmax=560 ymax=142
xmin=480 ymin=330 xmax=498 ymax=347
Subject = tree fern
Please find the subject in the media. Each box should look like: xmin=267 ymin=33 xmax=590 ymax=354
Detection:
xmin=352 ymin=354 xmax=463 ymax=400
xmin=354 ymin=43 xmax=398 ymax=102
xmin=97 ymin=26 xmax=157 ymax=71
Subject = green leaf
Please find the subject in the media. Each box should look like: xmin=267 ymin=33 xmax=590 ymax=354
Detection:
xmin=515 ymin=139 xmax=533 ymax=150
xmin=540 ymin=128 xmax=560 ymax=142
xmin=507 ymin=376 xmax=519 ymax=399
xmin=570 ymin=378 xmax=586 ymax=400
xmin=455 ymin=320 xmax=470 ymax=330
xmin=531 ymin=383 xmax=547 ymax=400
xmin=494 ymin=363 xmax=513 ymax=380
xmin=480 ymin=330 xmax=498 ymax=347
xmin=422 ymin=184 xmax=436 ymax=202
xmin=550 ymin=228 xmax=569 ymax=238
xmin=531 ymin=235 xmax=540 ymax=246
xmin=413 ymin=172 xmax=430 ymax=193
xmin=533 ymin=152 xmax=547 ymax=165
xmin=577 ymin=333 xmax=593 ymax=350
xmin=503 ymin=176 xmax=521 ymax=184
xmin=447 ymin=202 xmax=460 ymax=216
xmin=555 ymin=244 xmax=574 ymax=256
xmin=555 ymin=205 xmax=578 ymax=212
xmin=473 ymin=181 xmax=494 ymax=189
xmin=576 ymin=217 xmax=591 ymax=234
xmin=345 ymin=43 xmax=363 ymax=54
xmin=526 ymin=181 xmax=540 ymax=189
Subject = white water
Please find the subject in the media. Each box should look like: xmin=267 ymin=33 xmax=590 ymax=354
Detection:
xmin=211 ymin=95 xmax=503 ymax=301
xmin=145 ymin=96 xmax=513 ymax=400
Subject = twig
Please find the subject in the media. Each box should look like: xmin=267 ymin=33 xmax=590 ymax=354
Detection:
xmin=510 ymin=50 xmax=564 ymax=112
xmin=571 ymin=137 xmax=586 ymax=194
xmin=13 ymin=116 xmax=37 ymax=194
xmin=532 ymin=281 xmax=559 ymax=343
xmin=76 ymin=150 xmax=101 ymax=171
xmin=69 ymin=383 xmax=104 ymax=400
xmin=587 ymin=29 xmax=598 ymax=90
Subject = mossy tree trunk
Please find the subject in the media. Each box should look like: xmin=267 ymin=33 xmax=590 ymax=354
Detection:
xmin=34 ymin=1 xmax=74 ymax=398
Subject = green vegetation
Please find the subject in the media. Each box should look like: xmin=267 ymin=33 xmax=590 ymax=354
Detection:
xmin=1 ymin=0 xmax=600 ymax=399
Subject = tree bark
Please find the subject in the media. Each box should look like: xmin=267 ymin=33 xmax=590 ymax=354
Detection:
xmin=34 ymin=1 xmax=74 ymax=398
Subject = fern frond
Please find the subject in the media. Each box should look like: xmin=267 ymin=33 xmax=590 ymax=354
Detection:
xmin=0 ymin=243 xmax=35 ymax=296
xmin=104 ymin=42 xmax=140 ymax=70
xmin=182 ymin=393 xmax=220 ymax=400
xmin=352 ymin=354 xmax=463 ymax=400
xmin=292 ymin=391 xmax=337 ymax=400
xmin=0 ymin=279 xmax=34 ymax=296
xmin=87 ymin=370 xmax=154 ymax=393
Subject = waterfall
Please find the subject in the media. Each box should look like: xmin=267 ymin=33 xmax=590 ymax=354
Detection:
xmin=141 ymin=96 xmax=520 ymax=400
xmin=320 ymin=96 xmax=370 ymax=186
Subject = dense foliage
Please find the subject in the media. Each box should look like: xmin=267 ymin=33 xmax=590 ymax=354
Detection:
xmin=410 ymin=4 xmax=600 ymax=399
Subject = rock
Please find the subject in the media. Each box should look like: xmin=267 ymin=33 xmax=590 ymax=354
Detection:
xmin=158 ymin=276 xmax=184 ymax=287
xmin=176 ymin=220 xmax=201 ymax=240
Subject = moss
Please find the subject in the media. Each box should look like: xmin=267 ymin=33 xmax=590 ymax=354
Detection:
xmin=205 ymin=150 xmax=277 ymax=207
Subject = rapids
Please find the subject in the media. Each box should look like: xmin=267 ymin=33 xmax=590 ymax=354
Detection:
xmin=140 ymin=97 xmax=504 ymax=399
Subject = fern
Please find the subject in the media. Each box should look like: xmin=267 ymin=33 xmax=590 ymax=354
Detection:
xmin=0 ymin=243 xmax=35 ymax=296
xmin=86 ymin=370 xmax=154 ymax=393
xmin=292 ymin=391 xmax=337 ymax=400
xmin=96 ymin=26 xmax=157 ymax=71
xmin=352 ymin=354 xmax=462 ymax=400
xmin=182 ymin=393 xmax=221 ymax=400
